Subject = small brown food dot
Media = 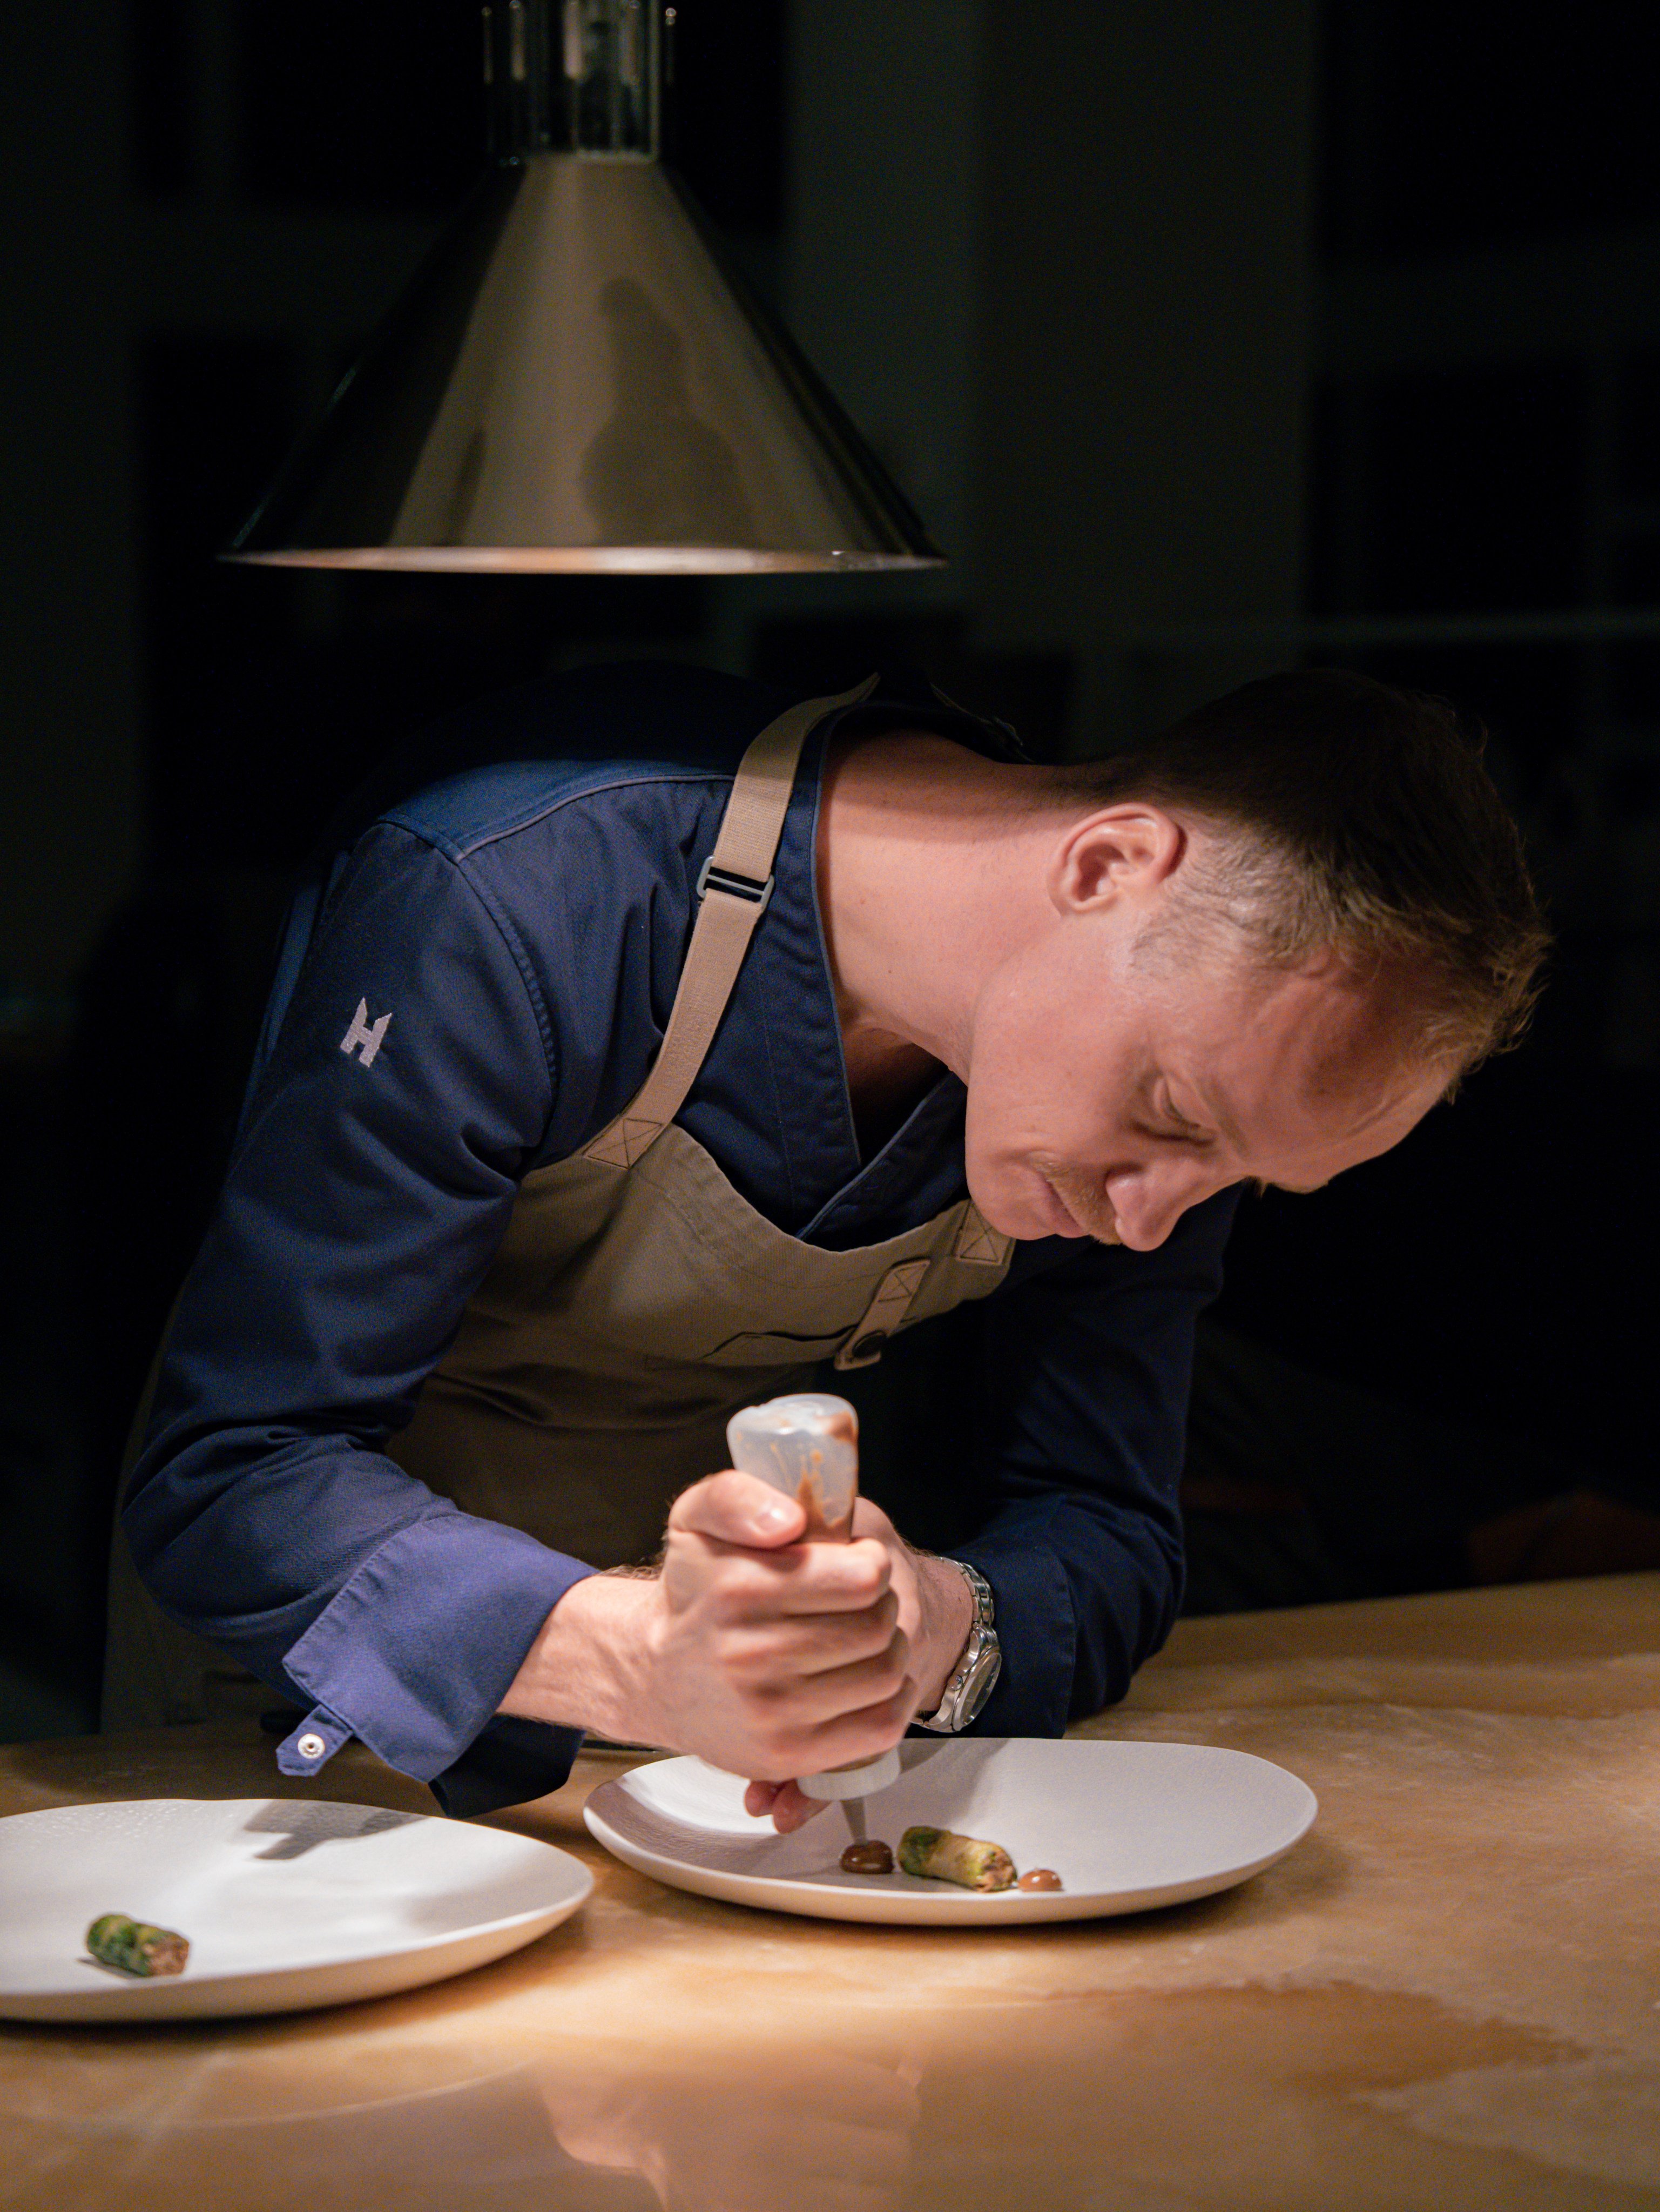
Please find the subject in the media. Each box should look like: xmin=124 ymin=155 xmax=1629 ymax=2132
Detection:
xmin=1015 ymin=1867 xmax=1063 ymax=1892
xmin=840 ymin=1839 xmax=895 ymax=1875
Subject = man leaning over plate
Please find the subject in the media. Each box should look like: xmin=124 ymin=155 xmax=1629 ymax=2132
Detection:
xmin=109 ymin=662 xmax=1547 ymax=1825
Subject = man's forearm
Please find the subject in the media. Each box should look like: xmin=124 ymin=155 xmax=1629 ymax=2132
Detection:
xmin=498 ymin=1570 xmax=660 ymax=1739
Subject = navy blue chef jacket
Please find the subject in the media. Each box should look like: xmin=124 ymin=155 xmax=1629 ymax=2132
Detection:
xmin=125 ymin=662 xmax=1236 ymax=1817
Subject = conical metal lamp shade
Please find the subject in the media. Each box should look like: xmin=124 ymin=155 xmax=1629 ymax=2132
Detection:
xmin=228 ymin=138 xmax=943 ymax=570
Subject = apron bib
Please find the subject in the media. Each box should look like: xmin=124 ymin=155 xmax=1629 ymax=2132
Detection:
xmin=104 ymin=683 xmax=1013 ymax=1726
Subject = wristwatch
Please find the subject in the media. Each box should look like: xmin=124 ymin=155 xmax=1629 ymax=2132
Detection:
xmin=915 ymin=1562 xmax=1001 ymax=1732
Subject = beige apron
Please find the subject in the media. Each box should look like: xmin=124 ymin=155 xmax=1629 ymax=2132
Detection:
xmin=103 ymin=683 xmax=1014 ymax=1729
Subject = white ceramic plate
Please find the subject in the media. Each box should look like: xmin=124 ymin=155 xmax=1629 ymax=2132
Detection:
xmin=585 ymin=1738 xmax=1316 ymax=1925
xmin=0 ymin=1798 xmax=592 ymax=2022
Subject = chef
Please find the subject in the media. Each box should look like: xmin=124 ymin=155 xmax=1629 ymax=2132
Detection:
xmin=112 ymin=661 xmax=1545 ymax=1823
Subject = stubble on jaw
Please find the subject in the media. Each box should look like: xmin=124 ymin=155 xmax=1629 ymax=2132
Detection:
xmin=1030 ymin=1155 xmax=1123 ymax=1245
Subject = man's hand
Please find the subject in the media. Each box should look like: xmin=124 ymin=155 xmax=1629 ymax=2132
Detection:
xmin=501 ymin=1472 xmax=968 ymax=1827
xmin=741 ymin=1496 xmax=974 ymax=1830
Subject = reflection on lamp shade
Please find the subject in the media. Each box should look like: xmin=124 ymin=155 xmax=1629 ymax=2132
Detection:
xmin=227 ymin=156 xmax=943 ymax=573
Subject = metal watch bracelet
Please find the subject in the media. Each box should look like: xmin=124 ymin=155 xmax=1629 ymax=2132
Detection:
xmin=915 ymin=1561 xmax=1000 ymax=1732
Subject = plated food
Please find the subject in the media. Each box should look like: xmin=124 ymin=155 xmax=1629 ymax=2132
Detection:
xmin=838 ymin=1825 xmax=1063 ymax=1892
xmin=585 ymin=1739 xmax=1319 ymax=1927
xmin=839 ymin=1839 xmax=895 ymax=1874
xmin=896 ymin=1825 xmax=1019 ymax=1891
xmin=85 ymin=1915 xmax=190 ymax=1978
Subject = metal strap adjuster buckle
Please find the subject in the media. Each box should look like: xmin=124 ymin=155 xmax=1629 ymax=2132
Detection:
xmin=696 ymin=855 xmax=774 ymax=913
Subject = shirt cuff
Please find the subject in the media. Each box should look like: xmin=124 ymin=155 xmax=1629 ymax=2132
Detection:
xmin=429 ymin=1713 xmax=586 ymax=1818
xmin=953 ymin=1530 xmax=1077 ymax=1738
xmin=278 ymin=1702 xmax=583 ymax=1818
xmin=278 ymin=1508 xmax=596 ymax=1784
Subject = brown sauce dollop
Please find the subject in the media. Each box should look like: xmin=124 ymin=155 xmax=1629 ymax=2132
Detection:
xmin=1015 ymin=1867 xmax=1063 ymax=1892
xmin=840 ymin=1839 xmax=895 ymax=1875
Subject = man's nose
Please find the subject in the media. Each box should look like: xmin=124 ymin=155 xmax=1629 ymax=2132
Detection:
xmin=1106 ymin=1163 xmax=1213 ymax=1250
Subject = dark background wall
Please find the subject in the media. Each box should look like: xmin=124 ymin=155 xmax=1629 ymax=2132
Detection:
xmin=2 ymin=1 xmax=1656 ymax=1732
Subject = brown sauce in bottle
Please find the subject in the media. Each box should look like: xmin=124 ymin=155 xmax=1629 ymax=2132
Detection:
xmin=778 ymin=1405 xmax=857 ymax=1541
xmin=795 ymin=1449 xmax=854 ymax=1542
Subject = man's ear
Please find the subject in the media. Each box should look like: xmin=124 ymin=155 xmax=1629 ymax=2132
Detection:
xmin=1049 ymin=805 xmax=1186 ymax=915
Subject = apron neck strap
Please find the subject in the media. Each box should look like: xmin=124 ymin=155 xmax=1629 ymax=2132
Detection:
xmin=584 ymin=676 xmax=880 ymax=1169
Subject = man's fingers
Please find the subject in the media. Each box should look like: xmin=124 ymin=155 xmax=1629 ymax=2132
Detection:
xmin=721 ymin=1602 xmax=905 ymax=1683
xmin=764 ymin=1780 xmax=827 ymax=1833
xmin=750 ymin=1637 xmax=913 ymax=1729
xmin=726 ymin=1665 xmax=916 ymax=1784
xmin=669 ymin=1524 xmax=896 ymax=1618
xmin=743 ymin=1778 xmax=829 ymax=1833
xmin=670 ymin=1468 xmax=805 ymax=1549
xmin=768 ymin=1678 xmax=918 ymax=1781
xmin=767 ymin=1536 xmax=894 ymax=1614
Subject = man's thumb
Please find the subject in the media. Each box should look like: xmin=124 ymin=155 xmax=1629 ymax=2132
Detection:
xmin=669 ymin=1468 xmax=806 ymax=1549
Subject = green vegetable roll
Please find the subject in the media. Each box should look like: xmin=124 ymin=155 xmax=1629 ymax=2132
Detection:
xmin=86 ymin=1914 xmax=190 ymax=1978
xmin=897 ymin=1825 xmax=1017 ymax=1892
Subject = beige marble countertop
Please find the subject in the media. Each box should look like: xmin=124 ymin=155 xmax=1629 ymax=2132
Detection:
xmin=3 ymin=1574 xmax=1658 ymax=2210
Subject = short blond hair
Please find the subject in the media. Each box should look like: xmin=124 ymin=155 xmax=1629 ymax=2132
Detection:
xmin=1056 ymin=669 xmax=1549 ymax=1073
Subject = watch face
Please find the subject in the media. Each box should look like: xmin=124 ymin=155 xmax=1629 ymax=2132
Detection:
xmin=959 ymin=1640 xmax=1002 ymax=1725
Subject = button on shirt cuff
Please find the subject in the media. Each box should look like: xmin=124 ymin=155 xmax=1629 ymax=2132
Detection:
xmin=276 ymin=1509 xmax=596 ymax=1785
xmin=276 ymin=1704 xmax=353 ymax=1776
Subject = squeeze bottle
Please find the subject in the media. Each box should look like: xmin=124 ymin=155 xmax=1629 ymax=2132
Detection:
xmin=725 ymin=1391 xmax=902 ymax=1799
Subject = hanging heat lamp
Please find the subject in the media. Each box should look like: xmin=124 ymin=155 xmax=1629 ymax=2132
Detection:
xmin=226 ymin=0 xmax=943 ymax=573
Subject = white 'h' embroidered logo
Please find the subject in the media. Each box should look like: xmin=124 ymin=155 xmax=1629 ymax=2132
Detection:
xmin=340 ymin=999 xmax=392 ymax=1067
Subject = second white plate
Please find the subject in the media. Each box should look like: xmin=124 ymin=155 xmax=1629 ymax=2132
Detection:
xmin=0 ymin=1798 xmax=593 ymax=2022
xmin=585 ymin=1737 xmax=1315 ymax=1925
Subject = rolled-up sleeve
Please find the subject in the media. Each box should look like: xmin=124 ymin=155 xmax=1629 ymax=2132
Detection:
xmin=954 ymin=1189 xmax=1239 ymax=1736
xmin=123 ymin=823 xmax=592 ymax=1808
